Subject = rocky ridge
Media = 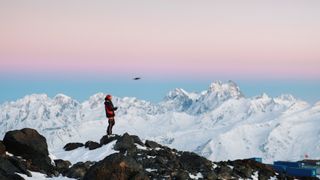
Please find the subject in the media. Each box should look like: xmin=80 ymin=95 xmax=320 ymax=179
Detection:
xmin=2 ymin=128 xmax=317 ymax=179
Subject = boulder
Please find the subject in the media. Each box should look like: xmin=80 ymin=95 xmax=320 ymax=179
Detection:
xmin=0 ymin=156 xmax=31 ymax=178
xmin=114 ymin=133 xmax=137 ymax=155
xmin=3 ymin=128 xmax=54 ymax=174
xmin=230 ymin=159 xmax=276 ymax=180
xmin=0 ymin=169 xmax=25 ymax=180
xmin=64 ymin=161 xmax=95 ymax=179
xmin=84 ymin=141 xmax=101 ymax=150
xmin=54 ymin=159 xmax=71 ymax=173
xmin=130 ymin=135 xmax=144 ymax=146
xmin=63 ymin=143 xmax=84 ymax=151
xmin=179 ymin=152 xmax=213 ymax=172
xmin=0 ymin=141 xmax=6 ymax=156
xmin=100 ymin=135 xmax=120 ymax=145
xmin=83 ymin=153 xmax=148 ymax=180
xmin=145 ymin=140 xmax=162 ymax=149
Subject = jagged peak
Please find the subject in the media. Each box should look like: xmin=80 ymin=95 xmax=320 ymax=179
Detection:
xmin=18 ymin=94 xmax=49 ymax=103
xmin=53 ymin=94 xmax=79 ymax=106
xmin=165 ymin=88 xmax=190 ymax=100
xmin=54 ymin=94 xmax=72 ymax=101
xmin=256 ymin=93 xmax=270 ymax=99
xmin=207 ymin=80 xmax=243 ymax=98
xmin=275 ymin=94 xmax=296 ymax=102
xmin=88 ymin=92 xmax=105 ymax=101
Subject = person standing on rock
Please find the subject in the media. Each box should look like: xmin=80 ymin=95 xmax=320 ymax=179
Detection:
xmin=104 ymin=94 xmax=118 ymax=135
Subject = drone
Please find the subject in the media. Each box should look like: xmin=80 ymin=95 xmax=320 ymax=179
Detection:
xmin=133 ymin=77 xmax=141 ymax=80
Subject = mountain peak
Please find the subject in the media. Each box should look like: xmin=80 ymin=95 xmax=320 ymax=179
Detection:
xmin=208 ymin=80 xmax=243 ymax=98
xmin=18 ymin=94 xmax=49 ymax=103
xmin=165 ymin=88 xmax=190 ymax=100
xmin=276 ymin=94 xmax=296 ymax=102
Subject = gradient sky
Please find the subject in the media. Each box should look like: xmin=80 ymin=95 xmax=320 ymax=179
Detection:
xmin=0 ymin=0 xmax=319 ymax=103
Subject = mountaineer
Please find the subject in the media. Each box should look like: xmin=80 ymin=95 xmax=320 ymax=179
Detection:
xmin=104 ymin=94 xmax=118 ymax=135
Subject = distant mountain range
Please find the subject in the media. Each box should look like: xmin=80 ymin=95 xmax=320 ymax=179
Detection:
xmin=1 ymin=80 xmax=319 ymax=163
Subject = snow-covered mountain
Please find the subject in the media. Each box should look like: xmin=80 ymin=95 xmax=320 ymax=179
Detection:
xmin=1 ymin=81 xmax=319 ymax=163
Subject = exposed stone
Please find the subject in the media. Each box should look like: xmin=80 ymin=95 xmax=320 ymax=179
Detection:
xmin=64 ymin=161 xmax=94 ymax=179
xmin=83 ymin=153 xmax=148 ymax=180
xmin=63 ymin=143 xmax=84 ymax=151
xmin=100 ymin=135 xmax=121 ymax=145
xmin=54 ymin=159 xmax=71 ymax=173
xmin=0 ymin=156 xmax=31 ymax=178
xmin=145 ymin=140 xmax=162 ymax=149
xmin=0 ymin=141 xmax=6 ymax=156
xmin=84 ymin=141 xmax=101 ymax=150
xmin=3 ymin=128 xmax=54 ymax=174
xmin=0 ymin=169 xmax=25 ymax=180
xmin=114 ymin=133 xmax=137 ymax=155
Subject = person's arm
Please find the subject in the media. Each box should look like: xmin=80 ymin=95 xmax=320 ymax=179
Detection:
xmin=110 ymin=101 xmax=118 ymax=111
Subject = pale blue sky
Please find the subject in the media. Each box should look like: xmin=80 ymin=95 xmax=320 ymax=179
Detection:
xmin=1 ymin=76 xmax=319 ymax=104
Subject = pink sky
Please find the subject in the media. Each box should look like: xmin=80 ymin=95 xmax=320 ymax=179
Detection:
xmin=0 ymin=0 xmax=320 ymax=79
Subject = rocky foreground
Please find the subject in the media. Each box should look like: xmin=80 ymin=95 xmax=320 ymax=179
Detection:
xmin=0 ymin=128 xmax=317 ymax=180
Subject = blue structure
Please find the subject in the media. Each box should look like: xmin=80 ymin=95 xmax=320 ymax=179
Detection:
xmin=271 ymin=165 xmax=287 ymax=173
xmin=272 ymin=161 xmax=317 ymax=177
xmin=247 ymin=158 xmax=318 ymax=178
xmin=286 ymin=167 xmax=317 ymax=177
xmin=274 ymin=161 xmax=302 ymax=168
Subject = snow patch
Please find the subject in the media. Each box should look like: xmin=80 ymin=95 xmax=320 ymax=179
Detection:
xmin=189 ymin=172 xmax=203 ymax=179
xmin=52 ymin=141 xmax=117 ymax=164
xmin=17 ymin=172 xmax=73 ymax=180
xmin=145 ymin=168 xmax=157 ymax=172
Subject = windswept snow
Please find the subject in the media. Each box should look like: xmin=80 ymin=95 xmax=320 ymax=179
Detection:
xmin=51 ymin=140 xmax=117 ymax=164
xmin=17 ymin=172 xmax=73 ymax=180
xmin=0 ymin=81 xmax=319 ymax=163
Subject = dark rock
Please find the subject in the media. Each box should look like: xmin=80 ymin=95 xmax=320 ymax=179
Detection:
xmin=114 ymin=133 xmax=137 ymax=155
xmin=83 ymin=153 xmax=148 ymax=180
xmin=145 ymin=140 xmax=162 ymax=149
xmin=54 ymin=159 xmax=71 ymax=173
xmin=231 ymin=159 xmax=276 ymax=180
xmin=0 ymin=141 xmax=6 ymax=156
xmin=179 ymin=151 xmax=213 ymax=173
xmin=64 ymin=161 xmax=94 ymax=179
xmin=0 ymin=169 xmax=25 ymax=180
xmin=85 ymin=141 xmax=101 ymax=150
xmin=172 ymin=170 xmax=190 ymax=180
xmin=0 ymin=156 xmax=31 ymax=178
xmin=100 ymin=135 xmax=120 ymax=145
xmin=3 ymin=128 xmax=54 ymax=174
xmin=63 ymin=142 xmax=84 ymax=151
xmin=130 ymin=135 xmax=144 ymax=146
xmin=215 ymin=164 xmax=233 ymax=179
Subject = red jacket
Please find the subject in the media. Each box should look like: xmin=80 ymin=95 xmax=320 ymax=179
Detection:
xmin=104 ymin=99 xmax=117 ymax=118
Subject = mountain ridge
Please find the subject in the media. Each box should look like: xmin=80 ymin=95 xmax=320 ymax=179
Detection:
xmin=0 ymin=81 xmax=319 ymax=163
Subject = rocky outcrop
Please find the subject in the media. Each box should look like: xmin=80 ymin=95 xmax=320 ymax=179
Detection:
xmin=82 ymin=133 xmax=278 ymax=180
xmin=0 ymin=171 xmax=25 ymax=180
xmin=0 ymin=141 xmax=5 ymax=156
xmin=0 ymin=129 xmax=288 ymax=179
xmin=64 ymin=161 xmax=95 ymax=179
xmin=83 ymin=153 xmax=148 ymax=180
xmin=63 ymin=142 xmax=84 ymax=151
xmin=100 ymin=134 xmax=120 ymax=145
xmin=0 ymin=156 xmax=31 ymax=179
xmin=3 ymin=128 xmax=55 ymax=175
xmin=54 ymin=159 xmax=71 ymax=174
xmin=84 ymin=141 xmax=101 ymax=150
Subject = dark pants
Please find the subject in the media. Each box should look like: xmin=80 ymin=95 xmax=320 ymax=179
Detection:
xmin=107 ymin=117 xmax=115 ymax=135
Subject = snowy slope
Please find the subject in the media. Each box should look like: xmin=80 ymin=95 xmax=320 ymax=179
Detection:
xmin=0 ymin=81 xmax=319 ymax=163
